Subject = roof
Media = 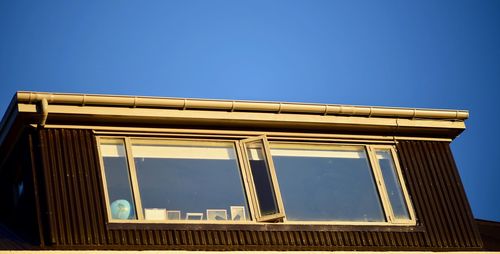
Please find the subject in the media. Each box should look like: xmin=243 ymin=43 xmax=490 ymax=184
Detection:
xmin=0 ymin=91 xmax=469 ymax=150
xmin=476 ymin=219 xmax=500 ymax=251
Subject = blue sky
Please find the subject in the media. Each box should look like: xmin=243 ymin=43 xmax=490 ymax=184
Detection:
xmin=1 ymin=0 xmax=499 ymax=221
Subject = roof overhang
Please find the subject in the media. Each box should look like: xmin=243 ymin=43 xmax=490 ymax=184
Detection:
xmin=0 ymin=91 xmax=468 ymax=149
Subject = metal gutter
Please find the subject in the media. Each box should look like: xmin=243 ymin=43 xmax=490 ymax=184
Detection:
xmin=16 ymin=91 xmax=468 ymax=120
xmin=0 ymin=91 xmax=469 ymax=150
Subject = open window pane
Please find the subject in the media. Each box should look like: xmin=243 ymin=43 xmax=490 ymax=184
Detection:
xmin=376 ymin=150 xmax=410 ymax=220
xmin=100 ymin=140 xmax=137 ymax=220
xmin=131 ymin=140 xmax=249 ymax=221
xmin=271 ymin=144 xmax=385 ymax=222
xmin=245 ymin=141 xmax=280 ymax=217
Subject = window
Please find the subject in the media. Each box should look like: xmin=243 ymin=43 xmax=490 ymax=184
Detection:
xmin=371 ymin=147 xmax=414 ymax=223
xmin=98 ymin=136 xmax=415 ymax=225
xmin=271 ymin=143 xmax=385 ymax=222
xmin=100 ymin=138 xmax=249 ymax=221
xmin=100 ymin=139 xmax=137 ymax=220
xmin=241 ymin=136 xmax=285 ymax=222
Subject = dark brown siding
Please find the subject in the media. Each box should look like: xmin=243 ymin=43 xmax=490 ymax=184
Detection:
xmin=397 ymin=140 xmax=483 ymax=249
xmin=37 ymin=129 xmax=482 ymax=251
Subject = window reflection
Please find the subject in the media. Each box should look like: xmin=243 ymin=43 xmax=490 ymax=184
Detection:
xmin=131 ymin=140 xmax=250 ymax=221
xmin=100 ymin=140 xmax=137 ymax=220
xmin=271 ymin=144 xmax=385 ymax=222
xmin=246 ymin=142 xmax=279 ymax=217
xmin=376 ymin=150 xmax=410 ymax=220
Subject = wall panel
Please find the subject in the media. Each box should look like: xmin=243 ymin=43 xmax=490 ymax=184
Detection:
xmin=37 ymin=129 xmax=482 ymax=251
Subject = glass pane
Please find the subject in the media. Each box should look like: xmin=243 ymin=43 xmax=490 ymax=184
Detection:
xmin=271 ymin=144 xmax=385 ymax=222
xmin=246 ymin=141 xmax=279 ymax=216
xmin=376 ymin=150 xmax=410 ymax=220
xmin=132 ymin=140 xmax=250 ymax=221
xmin=100 ymin=140 xmax=136 ymax=220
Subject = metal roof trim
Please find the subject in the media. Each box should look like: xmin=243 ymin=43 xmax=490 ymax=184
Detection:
xmin=15 ymin=91 xmax=468 ymax=120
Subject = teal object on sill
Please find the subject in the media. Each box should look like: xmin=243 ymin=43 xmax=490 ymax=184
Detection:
xmin=111 ymin=199 xmax=131 ymax=219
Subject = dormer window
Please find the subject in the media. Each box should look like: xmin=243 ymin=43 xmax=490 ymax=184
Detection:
xmin=98 ymin=135 xmax=415 ymax=225
xmin=1 ymin=92 xmax=481 ymax=251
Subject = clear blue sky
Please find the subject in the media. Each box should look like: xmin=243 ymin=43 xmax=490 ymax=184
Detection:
xmin=1 ymin=0 xmax=499 ymax=221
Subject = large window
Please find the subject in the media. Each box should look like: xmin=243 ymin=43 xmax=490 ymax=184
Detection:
xmin=98 ymin=136 xmax=415 ymax=225
xmin=271 ymin=144 xmax=385 ymax=222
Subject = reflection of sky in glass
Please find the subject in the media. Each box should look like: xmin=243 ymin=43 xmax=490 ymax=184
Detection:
xmin=273 ymin=153 xmax=385 ymax=222
xmin=247 ymin=143 xmax=279 ymax=217
xmin=377 ymin=151 xmax=410 ymax=220
xmin=134 ymin=156 xmax=249 ymax=221
xmin=249 ymin=160 xmax=278 ymax=216
xmin=102 ymin=156 xmax=137 ymax=220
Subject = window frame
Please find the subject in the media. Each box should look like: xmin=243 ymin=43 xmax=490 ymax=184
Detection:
xmin=240 ymin=135 xmax=285 ymax=222
xmin=97 ymin=135 xmax=416 ymax=226
xmin=367 ymin=145 xmax=417 ymax=225
xmin=98 ymin=136 xmax=256 ymax=224
xmin=97 ymin=137 xmax=138 ymax=223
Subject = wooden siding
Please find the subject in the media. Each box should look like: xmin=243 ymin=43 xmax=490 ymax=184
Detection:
xmin=36 ymin=129 xmax=482 ymax=251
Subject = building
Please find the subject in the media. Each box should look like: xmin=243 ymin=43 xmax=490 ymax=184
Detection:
xmin=0 ymin=91 xmax=498 ymax=253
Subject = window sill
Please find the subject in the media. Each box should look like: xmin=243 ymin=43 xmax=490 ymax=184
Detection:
xmin=106 ymin=221 xmax=424 ymax=233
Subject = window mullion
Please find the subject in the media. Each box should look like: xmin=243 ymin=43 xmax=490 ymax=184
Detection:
xmin=367 ymin=145 xmax=395 ymax=223
xmin=124 ymin=137 xmax=144 ymax=220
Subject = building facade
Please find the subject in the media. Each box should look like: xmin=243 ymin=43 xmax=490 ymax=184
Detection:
xmin=0 ymin=91 xmax=497 ymax=252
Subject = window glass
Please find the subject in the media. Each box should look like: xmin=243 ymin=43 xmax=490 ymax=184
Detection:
xmin=99 ymin=136 xmax=413 ymax=225
xmin=246 ymin=142 xmax=279 ymax=217
xmin=376 ymin=150 xmax=410 ymax=220
xmin=271 ymin=144 xmax=385 ymax=222
xmin=100 ymin=140 xmax=137 ymax=220
xmin=132 ymin=140 xmax=249 ymax=221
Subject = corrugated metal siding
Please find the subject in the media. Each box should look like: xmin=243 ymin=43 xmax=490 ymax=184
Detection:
xmin=396 ymin=140 xmax=483 ymax=249
xmin=39 ymin=128 xmax=108 ymax=246
xmin=37 ymin=129 xmax=482 ymax=250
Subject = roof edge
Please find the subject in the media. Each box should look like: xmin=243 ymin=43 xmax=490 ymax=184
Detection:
xmin=15 ymin=91 xmax=469 ymax=121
